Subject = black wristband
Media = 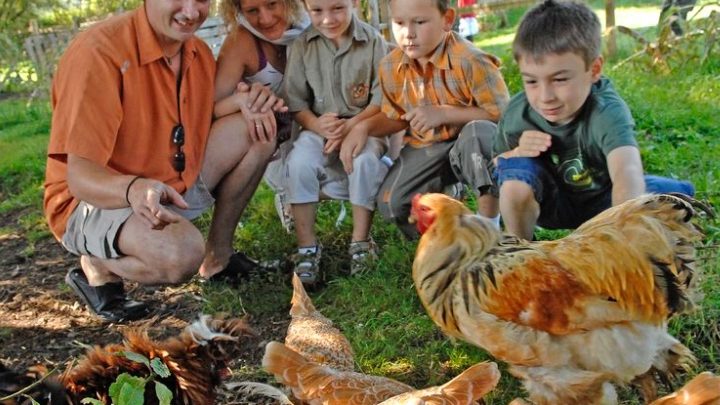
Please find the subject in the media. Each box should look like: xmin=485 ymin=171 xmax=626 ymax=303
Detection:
xmin=125 ymin=176 xmax=142 ymax=206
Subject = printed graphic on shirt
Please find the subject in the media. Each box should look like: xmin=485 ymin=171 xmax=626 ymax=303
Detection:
xmin=550 ymin=150 xmax=598 ymax=191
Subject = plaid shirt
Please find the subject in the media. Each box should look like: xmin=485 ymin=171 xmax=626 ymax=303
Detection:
xmin=379 ymin=32 xmax=509 ymax=147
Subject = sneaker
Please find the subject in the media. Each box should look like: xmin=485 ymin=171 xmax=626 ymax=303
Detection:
xmin=274 ymin=192 xmax=294 ymax=233
xmin=292 ymin=245 xmax=322 ymax=286
xmin=348 ymin=239 xmax=378 ymax=275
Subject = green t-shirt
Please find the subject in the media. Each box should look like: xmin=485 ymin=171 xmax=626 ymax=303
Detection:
xmin=493 ymin=77 xmax=637 ymax=202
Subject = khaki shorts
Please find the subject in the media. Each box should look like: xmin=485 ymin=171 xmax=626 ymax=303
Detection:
xmin=61 ymin=176 xmax=214 ymax=259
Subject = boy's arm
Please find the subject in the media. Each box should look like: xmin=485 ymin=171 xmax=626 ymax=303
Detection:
xmin=339 ymin=111 xmax=407 ymax=174
xmin=606 ymin=145 xmax=645 ymax=205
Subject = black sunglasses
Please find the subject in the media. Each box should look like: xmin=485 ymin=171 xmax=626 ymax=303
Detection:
xmin=171 ymin=124 xmax=185 ymax=173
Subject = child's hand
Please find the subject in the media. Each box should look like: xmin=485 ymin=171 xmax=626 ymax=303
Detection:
xmin=339 ymin=129 xmax=368 ymax=174
xmin=402 ymin=106 xmax=445 ymax=136
xmin=317 ymin=112 xmax=347 ymax=140
xmin=516 ymin=130 xmax=552 ymax=157
xmin=323 ymin=138 xmax=343 ymax=154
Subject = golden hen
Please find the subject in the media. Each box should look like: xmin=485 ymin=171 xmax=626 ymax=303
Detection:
xmin=263 ymin=341 xmax=413 ymax=404
xmin=410 ymin=193 xmax=709 ymax=405
xmin=650 ymin=372 xmax=720 ymax=405
xmin=62 ymin=315 xmax=255 ymax=404
xmin=377 ymin=361 xmax=500 ymax=405
xmin=286 ymin=273 xmax=355 ymax=371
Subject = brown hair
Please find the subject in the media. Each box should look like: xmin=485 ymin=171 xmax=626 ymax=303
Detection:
xmin=220 ymin=0 xmax=304 ymax=31
xmin=513 ymin=0 xmax=601 ymax=68
xmin=388 ymin=0 xmax=450 ymax=14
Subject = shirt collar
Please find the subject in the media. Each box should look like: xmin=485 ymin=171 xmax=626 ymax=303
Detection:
xmin=305 ymin=14 xmax=368 ymax=43
xmin=136 ymin=5 xmax=199 ymax=66
xmin=397 ymin=31 xmax=453 ymax=72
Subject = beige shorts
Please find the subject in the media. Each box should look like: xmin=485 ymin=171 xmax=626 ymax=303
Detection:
xmin=61 ymin=176 xmax=214 ymax=259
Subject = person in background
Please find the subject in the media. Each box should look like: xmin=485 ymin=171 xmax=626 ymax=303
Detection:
xmin=203 ymin=0 xmax=310 ymax=284
xmin=44 ymin=0 xmax=286 ymax=322
xmin=493 ymin=0 xmax=694 ymax=241
xmin=457 ymin=0 xmax=479 ymax=41
xmin=282 ymin=0 xmax=390 ymax=285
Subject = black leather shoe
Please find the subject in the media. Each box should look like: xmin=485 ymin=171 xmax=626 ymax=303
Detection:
xmin=205 ymin=252 xmax=260 ymax=286
xmin=65 ymin=268 xmax=149 ymax=323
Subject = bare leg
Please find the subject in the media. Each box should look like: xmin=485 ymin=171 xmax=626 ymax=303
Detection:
xmin=476 ymin=194 xmax=499 ymax=218
xmin=199 ymin=113 xmax=276 ymax=277
xmin=499 ymin=180 xmax=539 ymax=240
xmin=292 ymin=203 xmax=318 ymax=248
xmin=351 ymin=205 xmax=372 ymax=242
xmin=81 ymin=214 xmax=205 ymax=286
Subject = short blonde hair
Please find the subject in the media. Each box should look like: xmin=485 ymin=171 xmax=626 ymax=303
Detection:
xmin=220 ymin=0 xmax=304 ymax=31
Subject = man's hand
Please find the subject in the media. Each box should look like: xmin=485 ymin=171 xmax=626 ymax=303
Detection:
xmin=515 ymin=130 xmax=552 ymax=157
xmin=339 ymin=129 xmax=368 ymax=174
xmin=402 ymin=106 xmax=445 ymax=139
xmin=127 ymin=178 xmax=187 ymax=230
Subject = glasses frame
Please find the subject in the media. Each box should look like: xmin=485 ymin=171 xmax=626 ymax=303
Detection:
xmin=171 ymin=124 xmax=185 ymax=173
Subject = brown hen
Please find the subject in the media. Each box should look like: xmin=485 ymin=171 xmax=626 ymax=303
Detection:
xmin=262 ymin=341 xmax=413 ymax=404
xmin=286 ymin=273 xmax=355 ymax=371
xmin=410 ymin=193 xmax=709 ymax=405
xmin=377 ymin=361 xmax=500 ymax=404
xmin=650 ymin=372 xmax=720 ymax=405
xmin=62 ymin=315 xmax=255 ymax=404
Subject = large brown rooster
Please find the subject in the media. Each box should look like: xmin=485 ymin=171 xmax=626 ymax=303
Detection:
xmin=410 ymin=193 xmax=709 ymax=405
xmin=62 ymin=315 xmax=255 ymax=404
xmin=286 ymin=273 xmax=355 ymax=371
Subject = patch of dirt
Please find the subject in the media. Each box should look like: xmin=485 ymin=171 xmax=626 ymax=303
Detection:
xmin=0 ymin=209 xmax=289 ymax=383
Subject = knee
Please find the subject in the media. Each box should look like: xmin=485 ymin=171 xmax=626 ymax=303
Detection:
xmin=156 ymin=236 xmax=204 ymax=284
xmin=251 ymin=140 xmax=277 ymax=162
xmin=500 ymin=180 xmax=536 ymax=210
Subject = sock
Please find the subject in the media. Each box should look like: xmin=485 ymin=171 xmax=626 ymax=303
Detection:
xmin=479 ymin=214 xmax=501 ymax=230
xmin=298 ymin=246 xmax=318 ymax=255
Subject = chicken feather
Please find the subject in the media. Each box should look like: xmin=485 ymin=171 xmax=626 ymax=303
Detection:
xmin=61 ymin=315 xmax=255 ymax=404
xmin=411 ymin=193 xmax=708 ymax=404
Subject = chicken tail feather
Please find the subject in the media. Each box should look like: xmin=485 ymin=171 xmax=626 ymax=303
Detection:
xmin=650 ymin=372 xmax=720 ymax=405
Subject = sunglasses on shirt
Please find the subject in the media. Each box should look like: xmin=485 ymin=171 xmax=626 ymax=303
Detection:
xmin=172 ymin=124 xmax=185 ymax=173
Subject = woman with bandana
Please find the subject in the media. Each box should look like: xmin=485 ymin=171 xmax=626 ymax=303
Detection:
xmin=199 ymin=0 xmax=310 ymax=283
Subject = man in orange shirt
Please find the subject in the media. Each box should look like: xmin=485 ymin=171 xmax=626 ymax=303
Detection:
xmin=44 ymin=0 xmax=284 ymax=323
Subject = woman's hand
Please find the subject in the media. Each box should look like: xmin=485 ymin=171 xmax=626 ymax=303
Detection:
xmin=235 ymin=82 xmax=281 ymax=143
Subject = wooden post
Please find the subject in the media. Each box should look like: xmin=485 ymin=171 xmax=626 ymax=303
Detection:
xmin=605 ymin=0 xmax=616 ymax=56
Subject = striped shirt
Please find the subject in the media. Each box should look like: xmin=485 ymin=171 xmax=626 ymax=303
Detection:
xmin=379 ymin=32 xmax=509 ymax=147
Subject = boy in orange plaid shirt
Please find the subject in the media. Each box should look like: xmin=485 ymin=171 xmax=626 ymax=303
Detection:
xmin=338 ymin=0 xmax=509 ymax=238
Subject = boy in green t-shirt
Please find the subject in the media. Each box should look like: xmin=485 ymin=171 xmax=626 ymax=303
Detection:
xmin=493 ymin=0 xmax=694 ymax=240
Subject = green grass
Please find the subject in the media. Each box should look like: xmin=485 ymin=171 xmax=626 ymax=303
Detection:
xmin=1 ymin=4 xmax=719 ymax=403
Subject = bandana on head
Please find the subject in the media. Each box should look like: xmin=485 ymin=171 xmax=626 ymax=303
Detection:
xmin=236 ymin=10 xmax=310 ymax=47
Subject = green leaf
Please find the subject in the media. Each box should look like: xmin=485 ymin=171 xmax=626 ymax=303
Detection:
xmin=121 ymin=351 xmax=151 ymax=368
xmin=80 ymin=398 xmax=104 ymax=405
xmin=154 ymin=381 xmax=173 ymax=405
xmin=150 ymin=358 xmax=171 ymax=378
xmin=118 ymin=382 xmax=145 ymax=405
xmin=109 ymin=373 xmax=146 ymax=405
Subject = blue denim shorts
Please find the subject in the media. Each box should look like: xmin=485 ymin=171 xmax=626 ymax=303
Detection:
xmin=495 ymin=157 xmax=695 ymax=229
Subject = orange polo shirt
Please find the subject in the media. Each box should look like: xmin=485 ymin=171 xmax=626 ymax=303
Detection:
xmin=43 ymin=5 xmax=215 ymax=240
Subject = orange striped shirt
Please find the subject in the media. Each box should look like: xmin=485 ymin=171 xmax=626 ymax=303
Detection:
xmin=379 ymin=32 xmax=509 ymax=147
